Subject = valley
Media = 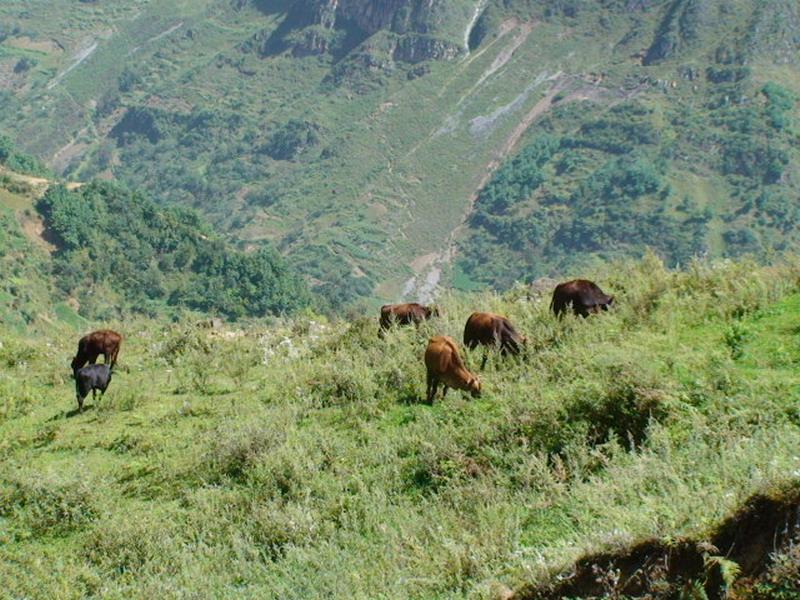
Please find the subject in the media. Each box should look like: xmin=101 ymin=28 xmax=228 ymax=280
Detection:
xmin=0 ymin=0 xmax=796 ymax=307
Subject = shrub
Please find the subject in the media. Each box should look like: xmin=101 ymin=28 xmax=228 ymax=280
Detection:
xmin=0 ymin=474 xmax=98 ymax=538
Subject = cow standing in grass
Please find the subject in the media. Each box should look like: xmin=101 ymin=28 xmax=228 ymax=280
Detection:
xmin=379 ymin=303 xmax=439 ymax=336
xmin=71 ymin=330 xmax=122 ymax=376
xmin=551 ymin=279 xmax=614 ymax=318
xmin=424 ymin=336 xmax=481 ymax=404
xmin=74 ymin=364 xmax=113 ymax=412
xmin=463 ymin=312 xmax=527 ymax=370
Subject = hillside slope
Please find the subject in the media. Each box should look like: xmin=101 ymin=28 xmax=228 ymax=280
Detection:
xmin=1 ymin=257 xmax=799 ymax=597
xmin=0 ymin=153 xmax=312 ymax=324
xmin=0 ymin=1 xmax=798 ymax=305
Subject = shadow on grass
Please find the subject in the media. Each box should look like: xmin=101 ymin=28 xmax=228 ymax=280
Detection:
xmin=398 ymin=392 xmax=431 ymax=406
xmin=65 ymin=405 xmax=96 ymax=418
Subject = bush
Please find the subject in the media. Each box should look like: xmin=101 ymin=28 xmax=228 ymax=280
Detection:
xmin=0 ymin=475 xmax=98 ymax=538
xmin=37 ymin=182 xmax=312 ymax=319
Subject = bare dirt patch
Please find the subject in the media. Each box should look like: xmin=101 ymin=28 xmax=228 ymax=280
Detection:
xmin=516 ymin=488 xmax=800 ymax=599
xmin=20 ymin=211 xmax=56 ymax=254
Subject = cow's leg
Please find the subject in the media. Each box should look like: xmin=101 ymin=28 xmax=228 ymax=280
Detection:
xmin=441 ymin=385 xmax=448 ymax=399
xmin=480 ymin=351 xmax=488 ymax=371
xmin=88 ymin=352 xmax=99 ymax=365
xmin=426 ymin=377 xmax=438 ymax=404
xmin=426 ymin=372 xmax=434 ymax=403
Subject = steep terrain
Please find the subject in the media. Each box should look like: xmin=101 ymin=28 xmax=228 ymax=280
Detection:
xmin=1 ymin=256 xmax=799 ymax=597
xmin=0 ymin=0 xmax=798 ymax=305
xmin=0 ymin=150 xmax=311 ymax=325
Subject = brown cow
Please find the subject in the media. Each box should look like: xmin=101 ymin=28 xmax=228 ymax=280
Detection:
xmin=463 ymin=312 xmax=527 ymax=370
xmin=379 ymin=302 xmax=439 ymax=335
xmin=424 ymin=336 xmax=481 ymax=404
xmin=71 ymin=329 xmax=122 ymax=376
xmin=551 ymin=279 xmax=614 ymax=318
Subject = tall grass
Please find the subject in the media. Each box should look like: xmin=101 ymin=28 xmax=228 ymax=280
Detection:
xmin=1 ymin=256 xmax=799 ymax=598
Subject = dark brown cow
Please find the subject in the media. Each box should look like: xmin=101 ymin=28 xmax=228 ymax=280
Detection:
xmin=551 ymin=279 xmax=614 ymax=318
xmin=424 ymin=336 xmax=481 ymax=404
xmin=463 ymin=311 xmax=527 ymax=370
xmin=379 ymin=302 xmax=439 ymax=335
xmin=71 ymin=329 xmax=122 ymax=376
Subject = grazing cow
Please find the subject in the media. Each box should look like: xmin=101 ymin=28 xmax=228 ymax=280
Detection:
xmin=379 ymin=302 xmax=439 ymax=335
xmin=74 ymin=364 xmax=113 ymax=412
xmin=424 ymin=336 xmax=481 ymax=404
xmin=551 ymin=279 xmax=614 ymax=318
xmin=71 ymin=329 xmax=122 ymax=375
xmin=463 ymin=312 xmax=527 ymax=370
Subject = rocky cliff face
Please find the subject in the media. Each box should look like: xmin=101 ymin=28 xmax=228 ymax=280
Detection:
xmin=259 ymin=0 xmax=471 ymax=63
xmin=304 ymin=0 xmax=444 ymax=36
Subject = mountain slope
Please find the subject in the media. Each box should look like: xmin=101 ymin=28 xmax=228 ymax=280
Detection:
xmin=0 ymin=0 xmax=798 ymax=304
xmin=0 ymin=147 xmax=312 ymax=324
xmin=1 ymin=257 xmax=799 ymax=597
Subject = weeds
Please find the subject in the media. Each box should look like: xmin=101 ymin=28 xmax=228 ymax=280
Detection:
xmin=1 ymin=258 xmax=800 ymax=597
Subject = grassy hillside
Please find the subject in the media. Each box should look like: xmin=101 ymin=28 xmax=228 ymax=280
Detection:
xmin=1 ymin=1 xmax=797 ymax=305
xmin=2 ymin=256 xmax=799 ymax=597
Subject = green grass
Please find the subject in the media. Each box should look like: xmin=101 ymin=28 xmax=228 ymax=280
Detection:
xmin=1 ymin=256 xmax=799 ymax=597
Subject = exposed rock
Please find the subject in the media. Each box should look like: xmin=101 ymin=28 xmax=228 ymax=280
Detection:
xmin=742 ymin=0 xmax=800 ymax=64
xmin=393 ymin=34 xmax=461 ymax=63
xmin=644 ymin=0 xmax=715 ymax=65
xmin=257 ymin=0 xmax=468 ymax=63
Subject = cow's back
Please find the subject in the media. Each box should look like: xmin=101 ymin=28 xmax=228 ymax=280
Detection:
xmin=552 ymin=279 xmax=611 ymax=315
xmin=80 ymin=329 xmax=122 ymax=352
xmin=464 ymin=312 xmax=491 ymax=345
xmin=426 ymin=335 xmax=465 ymax=374
xmin=381 ymin=303 xmax=427 ymax=328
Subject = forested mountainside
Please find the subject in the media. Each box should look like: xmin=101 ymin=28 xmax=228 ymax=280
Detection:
xmin=0 ymin=146 xmax=311 ymax=326
xmin=0 ymin=0 xmax=798 ymax=305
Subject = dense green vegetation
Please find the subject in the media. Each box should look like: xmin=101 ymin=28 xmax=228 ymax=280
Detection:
xmin=37 ymin=182 xmax=312 ymax=320
xmin=458 ymin=68 xmax=799 ymax=289
xmin=0 ymin=134 xmax=50 ymax=177
xmin=1 ymin=257 xmax=799 ymax=597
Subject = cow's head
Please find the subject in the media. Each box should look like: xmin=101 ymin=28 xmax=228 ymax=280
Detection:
xmin=426 ymin=305 xmax=441 ymax=319
xmin=467 ymin=376 xmax=482 ymax=398
xmin=603 ymin=295 xmax=615 ymax=310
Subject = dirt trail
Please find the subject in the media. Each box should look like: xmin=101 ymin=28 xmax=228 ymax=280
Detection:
xmin=460 ymin=22 xmax=535 ymax=105
xmin=403 ymin=76 xmax=569 ymax=302
xmin=1 ymin=166 xmax=82 ymax=252
xmin=0 ymin=167 xmax=82 ymax=191
xmin=129 ymin=21 xmax=184 ymax=56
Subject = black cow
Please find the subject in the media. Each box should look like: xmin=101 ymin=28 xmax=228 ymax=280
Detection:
xmin=74 ymin=364 xmax=113 ymax=412
xmin=551 ymin=279 xmax=614 ymax=318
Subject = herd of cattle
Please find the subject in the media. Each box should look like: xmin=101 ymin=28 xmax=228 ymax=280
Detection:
xmin=68 ymin=279 xmax=613 ymax=410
